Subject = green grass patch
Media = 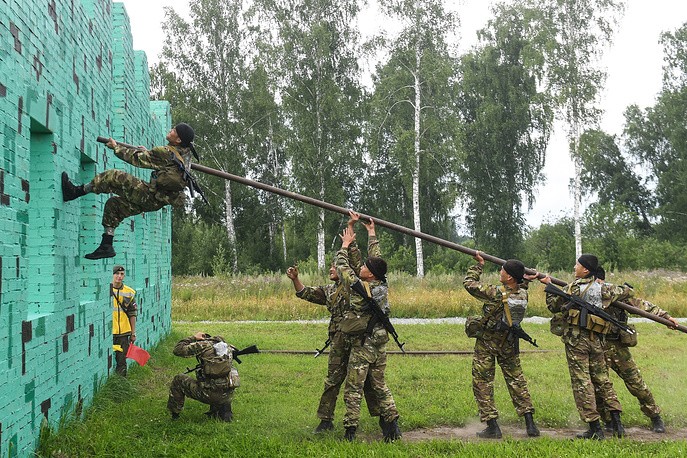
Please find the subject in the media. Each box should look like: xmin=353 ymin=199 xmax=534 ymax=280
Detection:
xmin=39 ymin=322 xmax=687 ymax=457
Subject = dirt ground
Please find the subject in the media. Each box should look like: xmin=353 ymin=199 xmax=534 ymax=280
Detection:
xmin=400 ymin=423 xmax=687 ymax=442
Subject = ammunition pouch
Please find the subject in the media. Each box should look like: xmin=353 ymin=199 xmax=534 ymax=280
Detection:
xmin=229 ymin=367 xmax=240 ymax=388
xmin=340 ymin=311 xmax=371 ymax=335
xmin=465 ymin=316 xmax=484 ymax=339
xmin=550 ymin=313 xmax=566 ymax=336
xmin=619 ymin=325 xmax=638 ymax=347
xmin=568 ymin=308 xmax=611 ymax=334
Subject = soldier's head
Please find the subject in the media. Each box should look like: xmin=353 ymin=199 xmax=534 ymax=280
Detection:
xmin=329 ymin=262 xmax=339 ymax=282
xmin=168 ymin=123 xmax=195 ymax=147
xmin=500 ymin=259 xmax=524 ymax=285
xmin=112 ymin=265 xmax=125 ymax=287
xmin=575 ymin=253 xmax=598 ymax=279
xmin=361 ymin=256 xmax=387 ymax=282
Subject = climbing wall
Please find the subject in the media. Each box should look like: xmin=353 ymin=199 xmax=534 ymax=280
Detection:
xmin=0 ymin=1 xmax=172 ymax=456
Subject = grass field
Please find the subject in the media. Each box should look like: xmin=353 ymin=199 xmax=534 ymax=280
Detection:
xmin=38 ymin=319 xmax=687 ymax=457
xmin=172 ymin=270 xmax=687 ymax=321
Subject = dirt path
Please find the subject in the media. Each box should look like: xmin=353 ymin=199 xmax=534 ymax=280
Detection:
xmin=400 ymin=423 xmax=687 ymax=442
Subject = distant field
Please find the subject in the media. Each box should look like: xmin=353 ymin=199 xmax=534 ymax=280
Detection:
xmin=172 ymin=270 xmax=687 ymax=321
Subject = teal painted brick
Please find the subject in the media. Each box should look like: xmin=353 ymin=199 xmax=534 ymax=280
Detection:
xmin=0 ymin=1 xmax=173 ymax=456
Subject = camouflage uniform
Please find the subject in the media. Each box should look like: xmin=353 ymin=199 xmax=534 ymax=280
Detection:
xmin=167 ymin=336 xmax=237 ymax=416
xmin=295 ymin=243 xmax=380 ymax=422
xmin=595 ymin=297 xmax=673 ymax=422
xmin=463 ymin=264 xmax=535 ymax=422
xmin=336 ymin=236 xmax=398 ymax=429
xmin=546 ymin=277 xmax=633 ymax=422
xmin=91 ymin=144 xmax=190 ymax=228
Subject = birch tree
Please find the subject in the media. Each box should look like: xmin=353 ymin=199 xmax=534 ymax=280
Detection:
xmin=369 ymin=0 xmax=459 ymax=277
xmin=529 ymin=0 xmax=624 ymax=257
xmin=160 ymin=0 xmax=247 ymax=272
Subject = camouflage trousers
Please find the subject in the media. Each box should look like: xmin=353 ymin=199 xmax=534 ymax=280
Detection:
xmin=595 ymin=339 xmax=660 ymax=422
xmin=472 ymin=334 xmax=534 ymax=422
xmin=113 ymin=334 xmax=130 ymax=377
xmin=563 ymin=329 xmax=621 ymax=422
xmin=167 ymin=374 xmax=234 ymax=414
xmin=342 ymin=329 xmax=398 ymax=428
xmin=91 ymin=170 xmax=184 ymax=228
xmin=317 ymin=331 xmax=380 ymax=421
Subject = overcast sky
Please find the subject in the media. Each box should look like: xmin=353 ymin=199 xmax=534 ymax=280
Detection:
xmin=118 ymin=0 xmax=687 ymax=227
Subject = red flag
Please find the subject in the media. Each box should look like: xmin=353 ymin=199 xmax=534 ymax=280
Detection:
xmin=126 ymin=344 xmax=150 ymax=366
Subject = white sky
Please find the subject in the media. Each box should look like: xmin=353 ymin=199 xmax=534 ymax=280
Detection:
xmin=118 ymin=0 xmax=687 ymax=227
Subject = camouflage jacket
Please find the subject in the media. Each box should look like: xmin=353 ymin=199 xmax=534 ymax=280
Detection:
xmin=173 ymin=336 xmax=236 ymax=387
xmin=114 ymin=144 xmax=192 ymax=196
xmin=463 ymin=263 xmax=528 ymax=332
xmin=336 ymin=235 xmax=389 ymax=317
xmin=295 ymin=243 xmax=363 ymax=334
xmin=605 ymin=291 xmax=672 ymax=336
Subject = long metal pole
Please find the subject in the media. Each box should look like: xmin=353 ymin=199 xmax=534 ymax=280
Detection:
xmin=96 ymin=137 xmax=686 ymax=333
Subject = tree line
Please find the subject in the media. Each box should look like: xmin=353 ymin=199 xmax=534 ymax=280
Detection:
xmin=150 ymin=0 xmax=687 ymax=276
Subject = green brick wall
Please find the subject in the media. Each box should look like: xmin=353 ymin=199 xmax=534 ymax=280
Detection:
xmin=0 ymin=2 xmax=173 ymax=456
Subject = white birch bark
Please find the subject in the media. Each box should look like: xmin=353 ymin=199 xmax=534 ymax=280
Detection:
xmin=413 ymin=40 xmax=424 ymax=278
xmin=224 ymin=180 xmax=238 ymax=273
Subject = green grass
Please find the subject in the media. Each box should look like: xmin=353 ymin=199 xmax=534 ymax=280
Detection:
xmin=172 ymin=270 xmax=687 ymax=321
xmin=38 ymin=322 xmax=687 ymax=457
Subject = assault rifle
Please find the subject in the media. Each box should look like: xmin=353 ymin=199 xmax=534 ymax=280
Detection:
xmin=544 ymin=283 xmax=635 ymax=335
xmin=350 ymin=280 xmax=406 ymax=353
xmin=314 ymin=337 xmax=331 ymax=358
xmin=508 ymin=323 xmax=538 ymax=347
xmin=96 ymin=136 xmax=208 ymax=204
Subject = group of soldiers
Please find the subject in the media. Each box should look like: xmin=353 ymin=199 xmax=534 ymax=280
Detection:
xmin=461 ymin=252 xmax=679 ymax=440
xmin=63 ymin=124 xmax=680 ymax=441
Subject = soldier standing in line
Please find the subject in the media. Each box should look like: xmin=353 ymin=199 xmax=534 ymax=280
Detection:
xmin=538 ymin=254 xmax=632 ymax=439
xmin=336 ymin=218 xmax=401 ymax=442
xmin=286 ymin=214 xmax=380 ymax=433
xmin=463 ymin=252 xmax=540 ymax=439
xmin=62 ymin=123 xmax=198 ymax=259
xmin=594 ymin=268 xmax=679 ymax=433
xmin=111 ymin=264 xmax=137 ymax=377
xmin=167 ymin=332 xmax=239 ymax=422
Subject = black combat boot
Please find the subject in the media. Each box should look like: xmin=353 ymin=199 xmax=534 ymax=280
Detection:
xmin=651 ymin=415 xmax=666 ymax=433
xmin=217 ymin=403 xmax=233 ymax=422
xmin=382 ymin=417 xmax=402 ymax=442
xmin=344 ymin=426 xmax=356 ymax=441
xmin=171 ymin=412 xmax=180 ymax=421
xmin=524 ymin=412 xmax=540 ymax=437
xmin=477 ymin=418 xmax=502 ymax=439
xmin=379 ymin=417 xmax=389 ymax=437
xmin=205 ymin=404 xmax=220 ymax=418
xmin=314 ymin=420 xmax=334 ymax=433
xmin=604 ymin=420 xmax=613 ymax=432
xmin=610 ymin=410 xmax=625 ymax=438
xmin=62 ymin=172 xmax=87 ymax=201
xmin=85 ymin=234 xmax=116 ymax=259
xmin=576 ymin=420 xmax=604 ymax=440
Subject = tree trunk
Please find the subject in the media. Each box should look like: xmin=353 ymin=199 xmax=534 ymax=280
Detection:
xmin=413 ymin=40 xmax=425 ymax=278
xmin=224 ymin=180 xmax=239 ymax=273
xmin=571 ymin=122 xmax=582 ymax=258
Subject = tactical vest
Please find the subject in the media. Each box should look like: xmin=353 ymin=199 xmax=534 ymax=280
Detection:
xmin=498 ymin=286 xmax=527 ymax=326
xmin=567 ymin=281 xmax=611 ymax=334
xmin=197 ymin=337 xmax=234 ymax=379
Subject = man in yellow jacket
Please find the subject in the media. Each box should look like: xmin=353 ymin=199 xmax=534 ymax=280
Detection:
xmin=112 ymin=265 xmax=137 ymax=376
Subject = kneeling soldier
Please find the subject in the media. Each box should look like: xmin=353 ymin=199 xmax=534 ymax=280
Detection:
xmin=168 ymin=331 xmax=240 ymax=422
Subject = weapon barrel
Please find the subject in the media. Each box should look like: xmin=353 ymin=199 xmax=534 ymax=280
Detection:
xmin=130 ymin=156 xmax=687 ymax=335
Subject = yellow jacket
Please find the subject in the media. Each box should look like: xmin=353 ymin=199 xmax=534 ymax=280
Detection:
xmin=112 ymin=283 xmax=137 ymax=336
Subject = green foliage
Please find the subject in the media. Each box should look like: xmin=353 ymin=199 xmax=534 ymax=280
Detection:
xmin=456 ymin=2 xmax=553 ymax=258
xmin=521 ymin=217 xmax=575 ymax=271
